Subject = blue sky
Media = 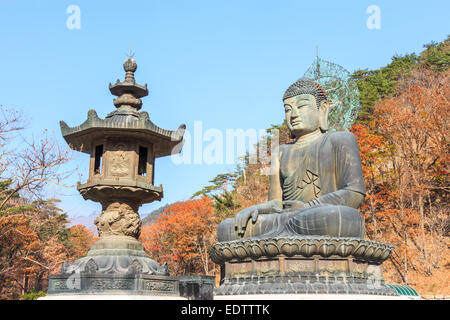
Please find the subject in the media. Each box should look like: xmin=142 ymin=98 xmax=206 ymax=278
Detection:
xmin=0 ymin=0 xmax=448 ymax=217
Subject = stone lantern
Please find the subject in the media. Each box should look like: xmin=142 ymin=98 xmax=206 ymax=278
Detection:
xmin=45 ymin=57 xmax=214 ymax=299
xmin=60 ymin=56 xmax=185 ymax=245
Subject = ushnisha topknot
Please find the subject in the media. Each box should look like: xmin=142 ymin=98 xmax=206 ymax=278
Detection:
xmin=283 ymin=78 xmax=328 ymax=107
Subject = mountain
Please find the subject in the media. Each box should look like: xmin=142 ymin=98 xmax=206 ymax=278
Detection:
xmin=141 ymin=203 xmax=174 ymax=226
xmin=67 ymin=211 xmax=99 ymax=236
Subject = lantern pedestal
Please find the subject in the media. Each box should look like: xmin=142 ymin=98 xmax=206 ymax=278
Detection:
xmin=46 ymin=273 xmax=215 ymax=299
xmin=47 ymin=235 xmax=215 ymax=299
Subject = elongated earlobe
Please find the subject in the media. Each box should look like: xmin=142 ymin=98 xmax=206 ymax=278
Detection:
xmin=319 ymin=101 xmax=329 ymax=131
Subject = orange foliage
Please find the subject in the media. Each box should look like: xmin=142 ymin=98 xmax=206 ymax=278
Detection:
xmin=140 ymin=197 xmax=217 ymax=276
xmin=67 ymin=225 xmax=98 ymax=264
xmin=352 ymin=69 xmax=450 ymax=294
xmin=0 ymin=214 xmax=40 ymax=299
xmin=0 ymin=200 xmax=97 ymax=299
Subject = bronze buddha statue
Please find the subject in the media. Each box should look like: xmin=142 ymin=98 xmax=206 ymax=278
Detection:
xmin=218 ymin=78 xmax=366 ymax=241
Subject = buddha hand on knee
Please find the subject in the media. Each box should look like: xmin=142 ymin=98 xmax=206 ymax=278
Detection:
xmin=235 ymin=200 xmax=283 ymax=236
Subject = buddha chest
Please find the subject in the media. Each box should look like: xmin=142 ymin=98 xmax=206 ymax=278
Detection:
xmin=280 ymin=138 xmax=323 ymax=202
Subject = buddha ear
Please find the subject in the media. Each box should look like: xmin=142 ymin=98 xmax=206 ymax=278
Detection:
xmin=318 ymin=100 xmax=329 ymax=131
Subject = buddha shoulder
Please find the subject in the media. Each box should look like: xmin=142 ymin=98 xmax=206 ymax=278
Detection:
xmin=275 ymin=141 xmax=297 ymax=158
xmin=327 ymin=131 xmax=359 ymax=148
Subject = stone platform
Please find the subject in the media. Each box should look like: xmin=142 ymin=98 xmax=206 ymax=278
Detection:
xmin=210 ymin=236 xmax=401 ymax=297
xmin=214 ymin=294 xmax=414 ymax=300
xmin=47 ymin=236 xmax=215 ymax=300
xmin=47 ymin=273 xmax=215 ymax=300
xmin=39 ymin=294 xmax=187 ymax=300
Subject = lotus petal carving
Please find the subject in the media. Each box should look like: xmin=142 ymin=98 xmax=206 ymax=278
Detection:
xmin=264 ymin=240 xmax=280 ymax=257
xmin=299 ymin=240 xmax=317 ymax=257
xmin=234 ymin=244 xmax=248 ymax=259
xmin=354 ymin=243 xmax=367 ymax=257
xmin=249 ymin=242 xmax=263 ymax=258
xmin=280 ymin=240 xmax=299 ymax=257
xmin=209 ymin=237 xmax=394 ymax=265
xmin=318 ymin=240 xmax=337 ymax=257
xmin=336 ymin=242 xmax=354 ymax=257
xmin=363 ymin=245 xmax=375 ymax=260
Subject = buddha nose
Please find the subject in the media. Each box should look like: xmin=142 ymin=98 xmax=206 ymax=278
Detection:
xmin=291 ymin=106 xmax=300 ymax=118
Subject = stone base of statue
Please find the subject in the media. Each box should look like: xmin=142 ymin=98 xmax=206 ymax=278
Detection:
xmin=210 ymin=236 xmax=402 ymax=298
xmin=46 ymin=236 xmax=215 ymax=300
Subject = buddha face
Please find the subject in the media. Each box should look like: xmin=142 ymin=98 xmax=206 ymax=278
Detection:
xmin=284 ymin=94 xmax=325 ymax=138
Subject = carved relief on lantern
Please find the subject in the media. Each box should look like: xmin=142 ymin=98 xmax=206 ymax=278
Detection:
xmin=85 ymin=136 xmax=157 ymax=187
xmin=94 ymin=201 xmax=141 ymax=238
xmin=109 ymin=142 xmax=131 ymax=177
xmin=100 ymin=138 xmax=136 ymax=181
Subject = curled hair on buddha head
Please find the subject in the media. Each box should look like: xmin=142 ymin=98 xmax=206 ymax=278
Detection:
xmin=283 ymin=78 xmax=328 ymax=108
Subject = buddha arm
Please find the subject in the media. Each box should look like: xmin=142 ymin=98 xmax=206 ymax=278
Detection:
xmin=305 ymin=189 xmax=365 ymax=209
xmin=306 ymin=132 xmax=366 ymax=209
xmin=268 ymin=146 xmax=283 ymax=203
xmin=233 ymin=147 xmax=284 ymax=236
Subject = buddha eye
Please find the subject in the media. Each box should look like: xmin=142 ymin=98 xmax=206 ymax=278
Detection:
xmin=284 ymin=106 xmax=291 ymax=112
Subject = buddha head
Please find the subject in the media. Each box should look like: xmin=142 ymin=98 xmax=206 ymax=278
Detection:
xmin=283 ymin=78 xmax=329 ymax=139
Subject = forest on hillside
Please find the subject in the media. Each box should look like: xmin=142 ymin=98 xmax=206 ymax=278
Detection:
xmin=141 ymin=37 xmax=450 ymax=295
xmin=0 ymin=37 xmax=448 ymax=299
xmin=0 ymin=110 xmax=97 ymax=299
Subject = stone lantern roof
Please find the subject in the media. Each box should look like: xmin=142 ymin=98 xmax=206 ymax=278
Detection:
xmin=59 ymin=56 xmax=186 ymax=206
xmin=60 ymin=57 xmax=185 ymax=158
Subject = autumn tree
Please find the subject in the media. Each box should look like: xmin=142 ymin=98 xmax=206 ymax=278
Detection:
xmin=350 ymin=123 xmax=391 ymax=240
xmin=67 ymin=225 xmax=97 ymax=260
xmin=372 ymin=68 xmax=449 ymax=287
xmin=0 ymin=105 xmax=95 ymax=299
xmin=0 ymin=185 xmax=39 ymax=299
xmin=140 ymin=197 xmax=217 ymax=276
xmin=0 ymin=188 xmax=97 ymax=299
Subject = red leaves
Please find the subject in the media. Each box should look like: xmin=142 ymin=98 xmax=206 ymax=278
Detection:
xmin=0 ymin=202 xmax=97 ymax=299
xmin=351 ymin=69 xmax=449 ymax=293
xmin=140 ymin=197 xmax=217 ymax=275
xmin=67 ymin=225 xmax=97 ymax=263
